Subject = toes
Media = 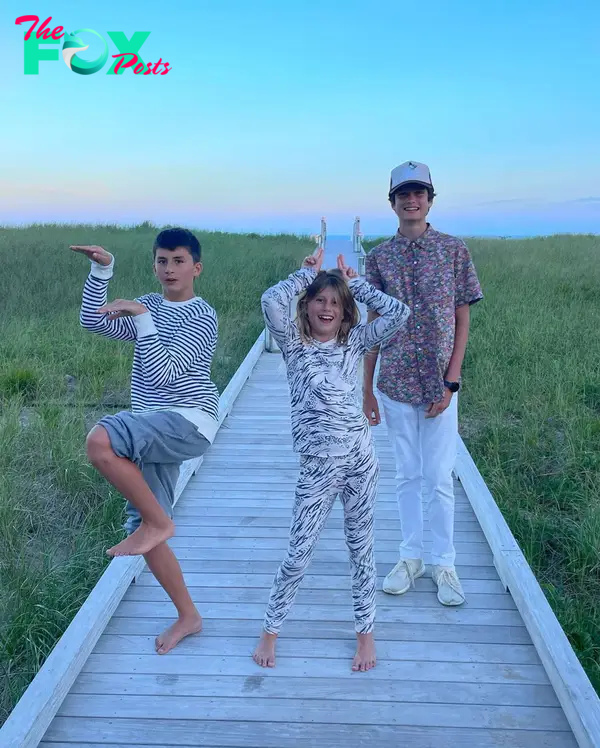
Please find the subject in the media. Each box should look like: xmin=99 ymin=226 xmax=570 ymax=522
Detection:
xmin=156 ymin=640 xmax=172 ymax=655
xmin=253 ymin=653 xmax=274 ymax=668
xmin=352 ymin=656 xmax=376 ymax=672
xmin=252 ymin=653 xmax=263 ymax=667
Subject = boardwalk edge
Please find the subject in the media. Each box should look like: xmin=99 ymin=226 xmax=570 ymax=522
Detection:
xmin=455 ymin=435 xmax=600 ymax=748
xmin=0 ymin=330 xmax=267 ymax=748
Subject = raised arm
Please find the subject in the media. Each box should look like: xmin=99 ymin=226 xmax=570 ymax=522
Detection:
xmin=349 ymin=277 xmax=410 ymax=351
xmin=72 ymin=245 xmax=137 ymax=342
xmin=336 ymin=253 xmax=410 ymax=353
xmin=260 ymin=247 xmax=323 ymax=351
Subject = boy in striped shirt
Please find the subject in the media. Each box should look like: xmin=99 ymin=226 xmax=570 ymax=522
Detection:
xmin=72 ymin=227 xmax=218 ymax=654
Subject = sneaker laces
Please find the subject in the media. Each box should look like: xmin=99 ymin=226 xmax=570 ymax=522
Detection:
xmin=436 ymin=567 xmax=463 ymax=596
xmin=391 ymin=559 xmax=419 ymax=589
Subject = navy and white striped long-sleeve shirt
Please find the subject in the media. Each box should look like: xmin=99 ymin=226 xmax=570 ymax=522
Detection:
xmin=80 ymin=258 xmax=220 ymax=442
xmin=261 ymin=267 xmax=411 ymax=457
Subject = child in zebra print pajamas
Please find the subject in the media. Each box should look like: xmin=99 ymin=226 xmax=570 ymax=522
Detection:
xmin=253 ymin=247 xmax=410 ymax=672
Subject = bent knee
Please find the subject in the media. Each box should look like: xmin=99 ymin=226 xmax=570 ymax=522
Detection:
xmin=86 ymin=425 xmax=114 ymax=464
xmin=280 ymin=553 xmax=310 ymax=578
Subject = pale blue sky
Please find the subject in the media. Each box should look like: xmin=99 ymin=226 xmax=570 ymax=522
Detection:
xmin=1 ymin=0 xmax=599 ymax=236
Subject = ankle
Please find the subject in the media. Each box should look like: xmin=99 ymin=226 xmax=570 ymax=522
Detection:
xmin=176 ymin=606 xmax=201 ymax=621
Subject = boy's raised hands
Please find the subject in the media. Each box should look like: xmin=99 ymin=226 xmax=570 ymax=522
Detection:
xmin=337 ymin=254 xmax=359 ymax=282
xmin=302 ymin=246 xmax=324 ymax=272
xmin=70 ymin=244 xmax=113 ymax=266
xmin=97 ymin=299 xmax=149 ymax=318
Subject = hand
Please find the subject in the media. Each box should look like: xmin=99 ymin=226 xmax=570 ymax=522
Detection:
xmin=337 ymin=254 xmax=359 ymax=281
xmin=70 ymin=244 xmax=113 ymax=266
xmin=96 ymin=299 xmax=149 ymax=319
xmin=363 ymin=391 xmax=381 ymax=426
xmin=302 ymin=246 xmax=324 ymax=272
xmin=425 ymin=388 xmax=453 ymax=418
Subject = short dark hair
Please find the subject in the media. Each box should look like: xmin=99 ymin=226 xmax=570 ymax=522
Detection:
xmin=389 ymin=183 xmax=436 ymax=205
xmin=153 ymin=228 xmax=201 ymax=262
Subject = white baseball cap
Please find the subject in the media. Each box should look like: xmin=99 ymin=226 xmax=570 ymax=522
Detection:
xmin=389 ymin=161 xmax=434 ymax=197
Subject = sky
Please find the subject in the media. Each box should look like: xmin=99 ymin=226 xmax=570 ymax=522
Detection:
xmin=1 ymin=0 xmax=599 ymax=237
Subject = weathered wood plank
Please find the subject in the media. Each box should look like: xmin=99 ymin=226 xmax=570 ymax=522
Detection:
xmin=166 ymin=535 xmax=491 ymax=553
xmin=133 ymin=570 xmax=502 ymax=593
xmin=92 ymin=634 xmax=538 ymax=664
xmin=80 ymin=653 xmax=549 ymax=685
xmin=180 ymin=493 xmax=474 ymax=509
xmin=189 ymin=471 xmax=456 ymax=484
xmin=209 ymin=441 xmax=396 ymax=454
xmin=70 ymin=672 xmax=560 ymax=707
xmin=104 ymin=616 xmax=532 ymax=645
xmin=173 ymin=508 xmax=481 ymax=526
xmin=169 ymin=522 xmax=487 ymax=541
xmin=40 ymin=720 xmax=578 ymax=748
xmin=56 ymin=693 xmax=571 ymax=731
xmin=112 ymin=600 xmax=524 ymax=626
xmin=122 ymin=584 xmax=517 ymax=611
xmin=159 ymin=558 xmax=501 ymax=579
xmin=201 ymin=458 xmax=413 ymax=471
xmin=160 ymin=547 xmax=495 ymax=565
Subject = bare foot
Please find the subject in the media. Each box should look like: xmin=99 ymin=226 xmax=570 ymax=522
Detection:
xmin=107 ymin=519 xmax=175 ymax=557
xmin=155 ymin=612 xmax=203 ymax=654
xmin=352 ymin=632 xmax=376 ymax=672
xmin=252 ymin=630 xmax=277 ymax=668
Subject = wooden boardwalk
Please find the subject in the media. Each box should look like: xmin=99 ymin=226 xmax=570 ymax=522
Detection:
xmin=38 ymin=349 xmax=578 ymax=747
xmin=4 ymin=234 xmax=597 ymax=747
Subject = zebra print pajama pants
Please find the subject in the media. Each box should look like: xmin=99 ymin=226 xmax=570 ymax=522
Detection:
xmin=263 ymin=444 xmax=379 ymax=635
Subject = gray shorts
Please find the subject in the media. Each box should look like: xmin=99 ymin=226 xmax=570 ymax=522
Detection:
xmin=97 ymin=410 xmax=211 ymax=534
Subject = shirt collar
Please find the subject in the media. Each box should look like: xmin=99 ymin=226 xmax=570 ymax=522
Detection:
xmin=393 ymin=223 xmax=436 ymax=250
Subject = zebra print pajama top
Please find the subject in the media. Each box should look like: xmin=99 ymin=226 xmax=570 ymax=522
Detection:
xmin=260 ymin=266 xmax=411 ymax=457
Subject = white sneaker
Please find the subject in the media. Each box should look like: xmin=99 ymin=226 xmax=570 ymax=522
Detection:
xmin=432 ymin=565 xmax=466 ymax=606
xmin=382 ymin=558 xmax=425 ymax=595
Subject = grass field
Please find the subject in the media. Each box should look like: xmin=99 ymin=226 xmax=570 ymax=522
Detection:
xmin=0 ymin=223 xmax=313 ymax=724
xmin=363 ymin=233 xmax=600 ymax=693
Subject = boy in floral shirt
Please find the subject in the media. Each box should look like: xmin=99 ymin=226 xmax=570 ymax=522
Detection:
xmin=363 ymin=161 xmax=483 ymax=606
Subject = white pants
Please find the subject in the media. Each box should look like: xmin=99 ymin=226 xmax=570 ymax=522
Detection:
xmin=379 ymin=390 xmax=458 ymax=567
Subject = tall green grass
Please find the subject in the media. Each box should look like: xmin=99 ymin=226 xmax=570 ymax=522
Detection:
xmin=364 ymin=233 xmax=600 ymax=692
xmin=0 ymin=223 xmax=312 ymax=724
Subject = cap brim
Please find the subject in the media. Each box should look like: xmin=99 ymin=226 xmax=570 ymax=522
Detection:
xmin=389 ymin=180 xmax=432 ymax=196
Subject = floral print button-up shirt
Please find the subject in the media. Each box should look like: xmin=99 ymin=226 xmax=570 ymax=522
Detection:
xmin=365 ymin=225 xmax=483 ymax=406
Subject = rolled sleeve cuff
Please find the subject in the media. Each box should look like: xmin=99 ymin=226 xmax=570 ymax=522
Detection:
xmin=90 ymin=257 xmax=115 ymax=279
xmin=457 ymin=292 xmax=484 ymax=307
xmin=133 ymin=312 xmax=157 ymax=337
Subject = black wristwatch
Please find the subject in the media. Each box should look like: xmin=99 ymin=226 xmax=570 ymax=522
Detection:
xmin=444 ymin=379 xmax=460 ymax=393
